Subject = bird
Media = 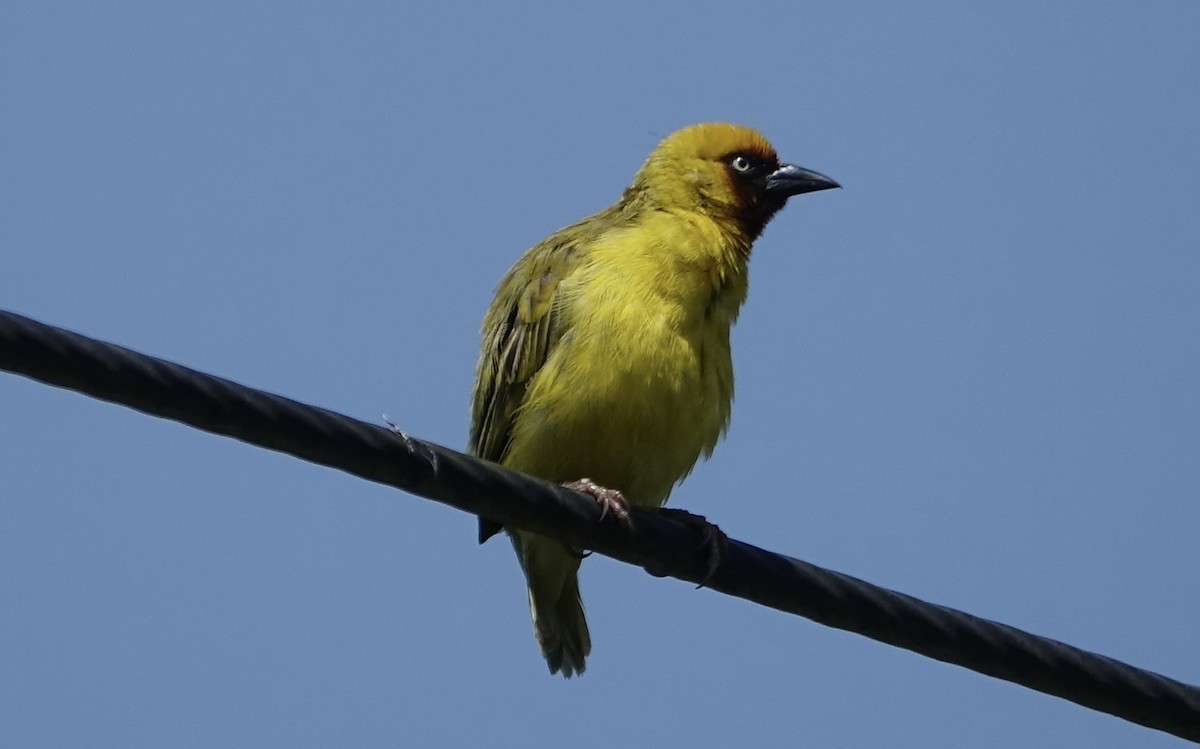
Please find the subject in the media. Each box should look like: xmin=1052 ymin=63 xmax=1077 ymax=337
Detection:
xmin=468 ymin=122 xmax=838 ymax=677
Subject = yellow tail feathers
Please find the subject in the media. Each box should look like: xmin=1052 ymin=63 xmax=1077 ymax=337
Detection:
xmin=514 ymin=531 xmax=591 ymax=677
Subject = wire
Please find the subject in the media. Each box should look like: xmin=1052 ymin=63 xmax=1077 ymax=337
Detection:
xmin=2 ymin=307 xmax=1198 ymax=742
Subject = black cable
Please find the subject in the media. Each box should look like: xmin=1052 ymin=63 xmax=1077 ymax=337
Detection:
xmin=2 ymin=307 xmax=1198 ymax=743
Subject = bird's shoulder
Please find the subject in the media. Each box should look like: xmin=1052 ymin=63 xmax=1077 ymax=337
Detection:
xmin=469 ymin=206 xmax=624 ymax=461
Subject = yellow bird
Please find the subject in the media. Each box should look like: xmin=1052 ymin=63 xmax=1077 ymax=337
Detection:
xmin=469 ymin=123 xmax=837 ymax=677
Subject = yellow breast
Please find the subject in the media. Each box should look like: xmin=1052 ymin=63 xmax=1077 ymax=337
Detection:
xmin=502 ymin=214 xmax=747 ymax=507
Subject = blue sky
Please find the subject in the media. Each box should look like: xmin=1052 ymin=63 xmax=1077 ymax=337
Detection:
xmin=2 ymin=3 xmax=1198 ymax=746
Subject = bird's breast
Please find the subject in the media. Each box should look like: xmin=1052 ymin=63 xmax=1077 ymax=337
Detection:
xmin=504 ymin=243 xmax=744 ymax=508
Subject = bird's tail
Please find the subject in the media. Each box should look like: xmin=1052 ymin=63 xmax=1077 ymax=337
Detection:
xmin=512 ymin=531 xmax=591 ymax=677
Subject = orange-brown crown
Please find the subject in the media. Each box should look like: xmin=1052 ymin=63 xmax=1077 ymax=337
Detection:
xmin=651 ymin=122 xmax=778 ymax=165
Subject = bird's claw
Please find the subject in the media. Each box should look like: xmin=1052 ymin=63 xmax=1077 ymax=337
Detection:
xmin=562 ymin=478 xmax=632 ymax=527
xmin=657 ymin=508 xmax=728 ymax=588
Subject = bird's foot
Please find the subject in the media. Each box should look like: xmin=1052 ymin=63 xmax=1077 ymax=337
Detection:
xmin=657 ymin=508 xmax=728 ymax=588
xmin=563 ymin=478 xmax=632 ymax=527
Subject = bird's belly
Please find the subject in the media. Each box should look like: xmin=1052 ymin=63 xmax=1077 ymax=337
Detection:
xmin=505 ymin=314 xmax=731 ymax=508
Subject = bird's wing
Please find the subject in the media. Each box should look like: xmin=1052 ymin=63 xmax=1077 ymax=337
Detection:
xmin=470 ymin=235 xmax=583 ymax=543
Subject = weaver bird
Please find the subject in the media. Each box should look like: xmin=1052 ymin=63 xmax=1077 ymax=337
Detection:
xmin=469 ymin=123 xmax=837 ymax=676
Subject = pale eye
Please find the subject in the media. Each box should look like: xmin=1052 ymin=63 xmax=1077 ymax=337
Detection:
xmin=730 ymin=155 xmax=753 ymax=173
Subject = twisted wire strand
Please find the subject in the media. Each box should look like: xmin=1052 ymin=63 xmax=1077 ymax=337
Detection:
xmin=2 ymin=308 xmax=1197 ymax=742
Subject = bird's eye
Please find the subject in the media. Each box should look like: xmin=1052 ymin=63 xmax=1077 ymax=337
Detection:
xmin=730 ymin=155 xmax=754 ymax=173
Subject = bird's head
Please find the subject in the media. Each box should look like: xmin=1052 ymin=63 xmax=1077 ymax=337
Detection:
xmin=629 ymin=122 xmax=839 ymax=242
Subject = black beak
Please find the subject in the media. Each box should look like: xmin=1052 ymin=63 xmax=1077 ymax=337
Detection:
xmin=763 ymin=163 xmax=840 ymax=198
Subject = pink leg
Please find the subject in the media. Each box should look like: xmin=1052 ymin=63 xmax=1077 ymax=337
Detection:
xmin=562 ymin=478 xmax=632 ymax=526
